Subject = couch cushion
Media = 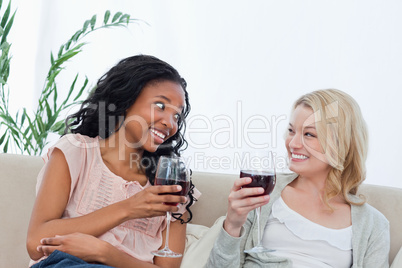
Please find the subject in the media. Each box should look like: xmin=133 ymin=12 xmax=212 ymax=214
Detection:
xmin=182 ymin=216 xmax=225 ymax=268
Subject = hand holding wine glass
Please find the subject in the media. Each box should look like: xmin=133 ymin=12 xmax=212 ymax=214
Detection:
xmin=151 ymin=156 xmax=190 ymax=258
xmin=240 ymin=150 xmax=276 ymax=253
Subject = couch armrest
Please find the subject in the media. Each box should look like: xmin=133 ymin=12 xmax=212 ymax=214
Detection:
xmin=0 ymin=153 xmax=44 ymax=267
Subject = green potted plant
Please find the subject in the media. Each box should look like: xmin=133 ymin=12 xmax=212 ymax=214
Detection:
xmin=0 ymin=0 xmax=138 ymax=155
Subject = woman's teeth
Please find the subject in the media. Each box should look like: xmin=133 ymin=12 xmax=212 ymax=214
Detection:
xmin=151 ymin=129 xmax=166 ymax=139
xmin=292 ymin=153 xmax=307 ymax=159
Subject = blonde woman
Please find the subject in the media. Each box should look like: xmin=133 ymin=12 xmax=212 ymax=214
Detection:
xmin=207 ymin=89 xmax=390 ymax=267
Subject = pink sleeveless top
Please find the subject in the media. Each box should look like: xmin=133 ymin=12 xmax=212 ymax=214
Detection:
xmin=29 ymin=134 xmax=200 ymax=266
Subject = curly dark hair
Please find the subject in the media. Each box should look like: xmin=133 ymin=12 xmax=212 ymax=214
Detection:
xmin=65 ymin=54 xmax=195 ymax=223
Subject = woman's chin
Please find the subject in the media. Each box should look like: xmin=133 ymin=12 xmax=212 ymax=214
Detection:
xmin=144 ymin=142 xmax=163 ymax=153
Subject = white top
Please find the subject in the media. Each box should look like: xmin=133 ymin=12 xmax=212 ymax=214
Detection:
xmin=261 ymin=197 xmax=353 ymax=268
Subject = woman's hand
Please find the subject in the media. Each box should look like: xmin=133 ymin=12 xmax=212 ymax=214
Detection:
xmin=224 ymin=177 xmax=270 ymax=237
xmin=121 ymin=185 xmax=187 ymax=220
xmin=37 ymin=233 xmax=107 ymax=263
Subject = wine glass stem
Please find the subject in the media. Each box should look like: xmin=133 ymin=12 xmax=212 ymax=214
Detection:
xmin=256 ymin=207 xmax=262 ymax=246
xmin=164 ymin=211 xmax=172 ymax=250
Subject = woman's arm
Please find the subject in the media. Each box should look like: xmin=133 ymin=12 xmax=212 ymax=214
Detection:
xmin=362 ymin=226 xmax=390 ymax=268
xmin=27 ymin=148 xmax=186 ymax=261
xmin=206 ymin=177 xmax=270 ymax=268
xmin=38 ymin=233 xmax=159 ymax=268
xmin=38 ymin=214 xmax=188 ymax=268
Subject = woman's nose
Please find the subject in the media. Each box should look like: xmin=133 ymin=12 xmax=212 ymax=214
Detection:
xmin=161 ymin=113 xmax=175 ymax=129
xmin=289 ymin=133 xmax=303 ymax=149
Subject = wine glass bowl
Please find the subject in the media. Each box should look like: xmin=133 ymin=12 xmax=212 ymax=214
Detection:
xmin=240 ymin=170 xmax=276 ymax=197
xmin=151 ymin=156 xmax=190 ymax=258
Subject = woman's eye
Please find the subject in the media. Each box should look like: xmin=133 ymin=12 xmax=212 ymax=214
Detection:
xmin=174 ymin=113 xmax=182 ymax=121
xmin=305 ymin=132 xmax=316 ymax=137
xmin=288 ymin=128 xmax=294 ymax=133
xmin=155 ymin=102 xmax=165 ymax=110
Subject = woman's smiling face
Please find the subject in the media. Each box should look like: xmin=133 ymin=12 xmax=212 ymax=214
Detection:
xmin=285 ymin=104 xmax=331 ymax=178
xmin=122 ymin=80 xmax=185 ymax=153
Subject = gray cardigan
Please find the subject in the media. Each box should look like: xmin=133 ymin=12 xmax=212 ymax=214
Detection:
xmin=206 ymin=173 xmax=390 ymax=268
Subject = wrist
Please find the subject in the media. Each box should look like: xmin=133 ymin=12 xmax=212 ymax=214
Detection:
xmin=96 ymin=240 xmax=111 ymax=264
xmin=223 ymin=219 xmax=242 ymax=237
xmin=116 ymin=199 xmax=131 ymax=222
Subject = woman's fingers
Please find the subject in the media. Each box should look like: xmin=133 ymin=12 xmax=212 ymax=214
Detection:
xmin=37 ymin=237 xmax=62 ymax=256
xmin=40 ymin=236 xmax=61 ymax=246
xmin=233 ymin=177 xmax=251 ymax=191
xmin=224 ymin=178 xmax=271 ymax=237
xmin=229 ymin=193 xmax=270 ymax=211
xmin=148 ymin=185 xmax=187 ymax=204
xmin=151 ymin=185 xmax=182 ymax=194
xmin=125 ymin=185 xmax=188 ymax=219
xmin=37 ymin=245 xmax=58 ymax=256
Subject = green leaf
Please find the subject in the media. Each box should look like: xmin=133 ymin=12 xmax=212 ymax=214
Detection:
xmin=9 ymin=126 xmax=19 ymax=137
xmin=73 ymin=76 xmax=88 ymax=101
xmin=11 ymin=135 xmax=22 ymax=153
xmin=50 ymin=52 xmax=55 ymax=65
xmin=103 ymin=10 xmax=111 ymax=24
xmin=1 ymin=10 xmax=15 ymax=44
xmin=22 ymin=133 xmax=34 ymax=152
xmin=57 ymin=125 xmax=66 ymax=135
xmin=20 ymin=110 xmax=26 ymax=126
xmin=0 ymin=113 xmax=16 ymax=124
xmin=50 ymin=120 xmax=65 ymax=132
xmin=82 ymin=19 xmax=90 ymax=32
xmin=120 ymin=14 xmax=130 ymax=24
xmin=64 ymin=74 xmax=78 ymax=104
xmin=36 ymin=115 xmax=45 ymax=133
xmin=48 ymin=66 xmax=61 ymax=81
xmin=71 ymin=30 xmax=82 ymax=42
xmin=57 ymin=45 xmax=64 ymax=58
xmin=64 ymin=39 xmax=72 ymax=50
xmin=53 ymin=49 xmax=82 ymax=70
xmin=44 ymin=99 xmax=52 ymax=121
xmin=0 ymin=39 xmax=9 ymax=50
xmin=0 ymin=131 xmax=6 ymax=144
xmin=53 ymin=83 xmax=58 ymax=111
xmin=90 ymin=14 xmax=96 ymax=30
xmin=112 ymin=12 xmax=122 ymax=23
xmin=0 ymin=1 xmax=11 ymax=29
xmin=25 ymin=112 xmax=39 ymax=142
xmin=3 ymin=136 xmax=9 ymax=152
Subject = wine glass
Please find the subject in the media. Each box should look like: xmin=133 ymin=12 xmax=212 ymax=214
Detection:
xmin=151 ymin=156 xmax=190 ymax=258
xmin=240 ymin=150 xmax=276 ymax=253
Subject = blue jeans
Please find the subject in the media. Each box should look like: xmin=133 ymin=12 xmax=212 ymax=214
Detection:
xmin=31 ymin=250 xmax=114 ymax=268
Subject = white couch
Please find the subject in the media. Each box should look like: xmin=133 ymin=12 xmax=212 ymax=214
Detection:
xmin=1 ymin=153 xmax=402 ymax=267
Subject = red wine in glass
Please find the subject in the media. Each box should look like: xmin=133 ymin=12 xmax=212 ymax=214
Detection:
xmin=240 ymin=170 xmax=276 ymax=196
xmin=155 ymin=178 xmax=190 ymax=206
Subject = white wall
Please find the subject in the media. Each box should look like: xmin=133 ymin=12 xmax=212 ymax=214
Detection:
xmin=6 ymin=0 xmax=402 ymax=188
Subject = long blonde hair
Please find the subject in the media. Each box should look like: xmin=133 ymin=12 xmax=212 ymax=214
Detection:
xmin=293 ymin=89 xmax=368 ymax=206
